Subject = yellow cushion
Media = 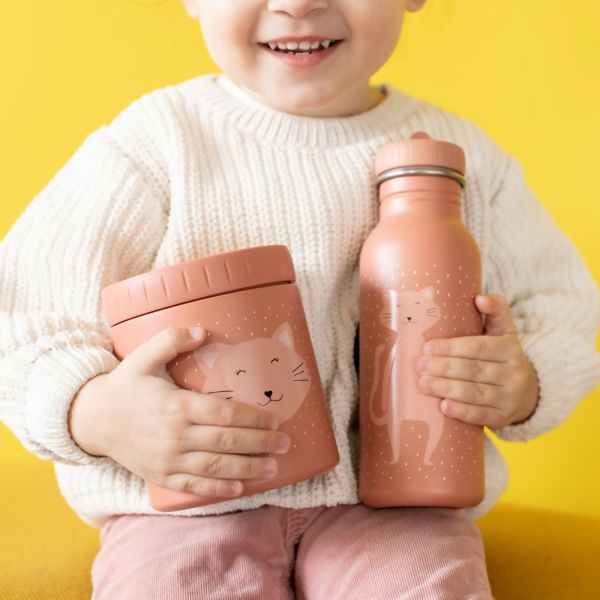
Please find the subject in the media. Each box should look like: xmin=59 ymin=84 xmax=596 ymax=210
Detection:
xmin=0 ymin=457 xmax=97 ymax=600
xmin=1 ymin=457 xmax=599 ymax=599
xmin=476 ymin=504 xmax=600 ymax=599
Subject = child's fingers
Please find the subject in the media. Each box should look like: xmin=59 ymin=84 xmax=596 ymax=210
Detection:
xmin=180 ymin=424 xmax=291 ymax=456
xmin=122 ymin=326 xmax=207 ymax=375
xmin=475 ymin=294 xmax=517 ymax=336
xmin=174 ymin=449 xmax=281 ymax=482
xmin=180 ymin=393 xmax=280 ymax=432
xmin=416 ymin=355 xmax=503 ymax=385
xmin=440 ymin=398 xmax=503 ymax=427
xmin=418 ymin=375 xmax=503 ymax=408
xmin=164 ymin=473 xmax=245 ymax=499
xmin=423 ymin=335 xmax=515 ymax=362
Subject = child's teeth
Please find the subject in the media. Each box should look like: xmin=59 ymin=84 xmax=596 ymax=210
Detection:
xmin=267 ymin=40 xmax=336 ymax=53
xmin=267 ymin=40 xmax=340 ymax=56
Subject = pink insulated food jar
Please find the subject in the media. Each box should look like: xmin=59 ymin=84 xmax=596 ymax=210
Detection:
xmin=101 ymin=245 xmax=339 ymax=512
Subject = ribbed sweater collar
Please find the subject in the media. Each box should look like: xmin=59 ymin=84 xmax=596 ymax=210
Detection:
xmin=177 ymin=73 xmax=418 ymax=148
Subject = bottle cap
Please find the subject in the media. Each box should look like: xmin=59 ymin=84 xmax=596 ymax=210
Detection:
xmin=101 ymin=245 xmax=295 ymax=327
xmin=374 ymin=132 xmax=466 ymax=189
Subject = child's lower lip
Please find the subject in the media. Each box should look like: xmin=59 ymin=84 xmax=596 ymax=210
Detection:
xmin=260 ymin=41 xmax=342 ymax=68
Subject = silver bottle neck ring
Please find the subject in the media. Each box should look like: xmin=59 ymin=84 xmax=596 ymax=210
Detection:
xmin=375 ymin=166 xmax=466 ymax=190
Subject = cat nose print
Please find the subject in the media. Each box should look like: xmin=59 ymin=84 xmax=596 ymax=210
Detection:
xmin=264 ymin=390 xmax=273 ymax=399
xmin=407 ymin=316 xmax=412 ymax=321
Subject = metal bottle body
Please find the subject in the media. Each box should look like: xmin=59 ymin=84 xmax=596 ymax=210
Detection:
xmin=358 ymin=176 xmax=485 ymax=508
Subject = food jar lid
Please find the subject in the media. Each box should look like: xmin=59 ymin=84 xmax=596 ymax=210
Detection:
xmin=374 ymin=131 xmax=466 ymax=185
xmin=101 ymin=245 xmax=296 ymax=327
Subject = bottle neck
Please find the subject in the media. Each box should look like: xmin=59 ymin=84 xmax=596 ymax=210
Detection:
xmin=378 ymin=175 xmax=462 ymax=219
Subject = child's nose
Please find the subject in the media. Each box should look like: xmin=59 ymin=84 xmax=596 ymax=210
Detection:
xmin=267 ymin=0 xmax=328 ymax=19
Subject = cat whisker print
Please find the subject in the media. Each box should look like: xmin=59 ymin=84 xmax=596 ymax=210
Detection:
xmin=206 ymin=390 xmax=235 ymax=399
xmin=292 ymin=361 xmax=304 ymax=374
xmin=293 ymin=379 xmax=309 ymax=382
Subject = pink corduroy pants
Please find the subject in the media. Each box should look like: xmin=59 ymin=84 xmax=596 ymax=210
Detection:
xmin=91 ymin=503 xmax=493 ymax=599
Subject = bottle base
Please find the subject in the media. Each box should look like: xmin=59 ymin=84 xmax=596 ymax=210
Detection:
xmin=359 ymin=486 xmax=484 ymax=509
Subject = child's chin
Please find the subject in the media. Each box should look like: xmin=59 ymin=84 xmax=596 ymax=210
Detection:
xmin=269 ymin=92 xmax=345 ymax=117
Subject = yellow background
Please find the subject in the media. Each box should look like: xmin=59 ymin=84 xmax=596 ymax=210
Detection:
xmin=1 ymin=1 xmax=599 ymax=519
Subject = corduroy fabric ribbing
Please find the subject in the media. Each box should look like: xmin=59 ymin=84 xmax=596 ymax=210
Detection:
xmin=91 ymin=505 xmax=493 ymax=599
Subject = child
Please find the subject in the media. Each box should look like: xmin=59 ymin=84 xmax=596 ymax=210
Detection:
xmin=2 ymin=0 xmax=600 ymax=597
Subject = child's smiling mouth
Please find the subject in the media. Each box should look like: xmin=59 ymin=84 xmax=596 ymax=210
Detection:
xmin=258 ymin=39 xmax=344 ymax=69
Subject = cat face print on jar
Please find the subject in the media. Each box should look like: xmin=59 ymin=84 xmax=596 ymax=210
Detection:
xmin=101 ymin=245 xmax=339 ymax=512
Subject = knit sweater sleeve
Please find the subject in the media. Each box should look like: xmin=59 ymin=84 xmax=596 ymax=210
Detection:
xmin=484 ymin=150 xmax=600 ymax=442
xmin=0 ymin=127 xmax=168 ymax=465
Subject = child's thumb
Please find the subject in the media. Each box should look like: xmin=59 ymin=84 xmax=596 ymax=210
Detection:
xmin=123 ymin=326 xmax=207 ymax=375
xmin=475 ymin=294 xmax=517 ymax=336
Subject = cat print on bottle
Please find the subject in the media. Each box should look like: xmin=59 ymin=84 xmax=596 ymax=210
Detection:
xmin=192 ymin=321 xmax=311 ymax=423
xmin=368 ymin=286 xmax=443 ymax=465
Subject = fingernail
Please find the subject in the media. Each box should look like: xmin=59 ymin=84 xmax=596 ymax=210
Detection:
xmin=417 ymin=357 xmax=429 ymax=373
xmin=229 ymin=481 xmax=243 ymax=496
xmin=423 ymin=342 xmax=436 ymax=355
xmin=278 ymin=434 xmax=291 ymax=452
xmin=189 ymin=326 xmax=205 ymax=340
xmin=420 ymin=377 xmax=433 ymax=392
xmin=262 ymin=458 xmax=278 ymax=476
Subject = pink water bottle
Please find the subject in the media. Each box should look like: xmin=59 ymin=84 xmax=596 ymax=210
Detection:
xmin=358 ymin=132 xmax=485 ymax=508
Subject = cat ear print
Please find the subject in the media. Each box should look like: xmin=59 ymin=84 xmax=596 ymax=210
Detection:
xmin=193 ymin=343 xmax=230 ymax=372
xmin=421 ymin=286 xmax=435 ymax=299
xmin=272 ymin=321 xmax=295 ymax=350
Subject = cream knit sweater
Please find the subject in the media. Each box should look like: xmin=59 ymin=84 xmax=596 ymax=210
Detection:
xmin=2 ymin=74 xmax=599 ymax=528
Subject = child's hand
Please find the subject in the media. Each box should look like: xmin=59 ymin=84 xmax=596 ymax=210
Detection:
xmin=68 ymin=326 xmax=291 ymax=498
xmin=415 ymin=294 xmax=540 ymax=429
